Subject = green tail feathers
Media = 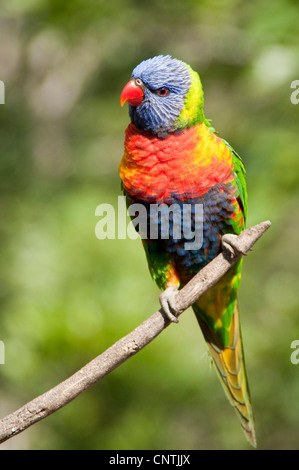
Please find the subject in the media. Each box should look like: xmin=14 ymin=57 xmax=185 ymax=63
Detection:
xmin=193 ymin=264 xmax=256 ymax=447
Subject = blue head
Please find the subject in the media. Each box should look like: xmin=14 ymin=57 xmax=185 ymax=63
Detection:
xmin=120 ymin=55 xmax=205 ymax=136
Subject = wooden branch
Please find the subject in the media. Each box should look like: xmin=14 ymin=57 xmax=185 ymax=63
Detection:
xmin=0 ymin=220 xmax=271 ymax=444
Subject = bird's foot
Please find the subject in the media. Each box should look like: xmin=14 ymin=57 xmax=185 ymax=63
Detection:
xmin=221 ymin=233 xmax=247 ymax=258
xmin=159 ymin=286 xmax=179 ymax=323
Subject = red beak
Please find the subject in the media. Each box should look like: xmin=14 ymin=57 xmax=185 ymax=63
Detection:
xmin=120 ymin=80 xmax=144 ymax=107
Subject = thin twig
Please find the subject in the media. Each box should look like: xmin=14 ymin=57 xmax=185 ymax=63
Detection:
xmin=0 ymin=220 xmax=271 ymax=444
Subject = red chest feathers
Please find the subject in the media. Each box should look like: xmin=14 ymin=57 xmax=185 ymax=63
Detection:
xmin=119 ymin=123 xmax=234 ymax=202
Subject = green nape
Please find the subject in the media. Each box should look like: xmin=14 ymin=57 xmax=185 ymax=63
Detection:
xmin=174 ymin=66 xmax=211 ymax=130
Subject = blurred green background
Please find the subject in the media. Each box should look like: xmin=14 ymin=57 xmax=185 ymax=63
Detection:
xmin=0 ymin=0 xmax=298 ymax=450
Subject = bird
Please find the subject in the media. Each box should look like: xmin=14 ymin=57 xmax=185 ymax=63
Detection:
xmin=119 ymin=55 xmax=256 ymax=447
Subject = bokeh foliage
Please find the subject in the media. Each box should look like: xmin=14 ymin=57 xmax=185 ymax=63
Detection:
xmin=0 ymin=0 xmax=299 ymax=449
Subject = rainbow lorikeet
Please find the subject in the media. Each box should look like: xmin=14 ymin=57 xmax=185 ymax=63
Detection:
xmin=119 ymin=55 xmax=256 ymax=447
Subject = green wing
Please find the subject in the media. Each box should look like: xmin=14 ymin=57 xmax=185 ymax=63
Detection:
xmin=193 ymin=140 xmax=255 ymax=446
xmin=222 ymin=138 xmax=248 ymax=224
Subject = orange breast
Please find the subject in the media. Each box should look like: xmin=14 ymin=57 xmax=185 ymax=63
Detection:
xmin=119 ymin=123 xmax=234 ymax=202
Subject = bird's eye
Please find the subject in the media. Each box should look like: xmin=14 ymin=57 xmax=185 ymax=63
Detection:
xmin=157 ymin=87 xmax=169 ymax=96
xmin=135 ymin=78 xmax=143 ymax=87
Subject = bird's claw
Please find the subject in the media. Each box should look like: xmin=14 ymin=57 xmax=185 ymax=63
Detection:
xmin=159 ymin=286 xmax=179 ymax=323
xmin=221 ymin=233 xmax=247 ymax=258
